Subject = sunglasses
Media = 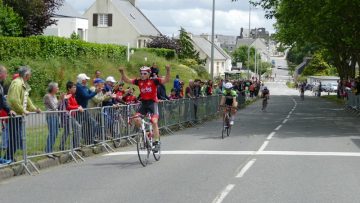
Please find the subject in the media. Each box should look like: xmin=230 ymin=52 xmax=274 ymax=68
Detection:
xmin=140 ymin=72 xmax=149 ymax=76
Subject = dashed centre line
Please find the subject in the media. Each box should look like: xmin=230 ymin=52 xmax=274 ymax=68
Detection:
xmin=236 ymin=159 xmax=257 ymax=178
xmin=275 ymin=125 xmax=282 ymax=131
xmin=212 ymin=184 xmax=235 ymax=203
xmin=267 ymin=132 xmax=276 ymax=140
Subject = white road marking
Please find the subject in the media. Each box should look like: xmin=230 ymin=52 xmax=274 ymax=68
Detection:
xmin=286 ymin=115 xmax=291 ymax=119
xmin=258 ymin=141 xmax=269 ymax=152
xmin=275 ymin=125 xmax=282 ymax=131
xmin=212 ymin=184 xmax=235 ymax=203
xmin=105 ymin=150 xmax=360 ymax=157
xmin=236 ymin=159 xmax=256 ymax=178
xmin=267 ymin=132 xmax=276 ymax=140
xmin=282 ymin=119 xmax=288 ymax=124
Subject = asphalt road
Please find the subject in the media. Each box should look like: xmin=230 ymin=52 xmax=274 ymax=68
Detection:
xmin=1 ymin=57 xmax=360 ymax=203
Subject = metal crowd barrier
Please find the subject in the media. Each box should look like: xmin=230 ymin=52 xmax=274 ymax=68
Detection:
xmin=346 ymin=91 xmax=360 ymax=111
xmin=0 ymin=96 xmax=224 ymax=173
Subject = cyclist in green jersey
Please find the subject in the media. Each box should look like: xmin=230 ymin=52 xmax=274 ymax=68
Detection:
xmin=220 ymin=82 xmax=238 ymax=125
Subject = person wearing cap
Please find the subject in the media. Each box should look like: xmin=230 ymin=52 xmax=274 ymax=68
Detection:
xmin=88 ymin=78 xmax=111 ymax=108
xmin=103 ymin=76 xmax=117 ymax=106
xmin=119 ymin=65 xmax=171 ymax=152
xmin=75 ymin=73 xmax=101 ymax=108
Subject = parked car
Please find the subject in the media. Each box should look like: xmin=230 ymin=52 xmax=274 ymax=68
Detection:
xmin=322 ymin=83 xmax=338 ymax=93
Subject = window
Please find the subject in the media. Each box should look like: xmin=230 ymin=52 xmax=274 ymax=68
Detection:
xmin=93 ymin=14 xmax=113 ymax=27
xmin=98 ymin=14 xmax=108 ymax=27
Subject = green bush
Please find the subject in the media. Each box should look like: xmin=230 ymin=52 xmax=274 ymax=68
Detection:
xmin=0 ymin=36 xmax=127 ymax=61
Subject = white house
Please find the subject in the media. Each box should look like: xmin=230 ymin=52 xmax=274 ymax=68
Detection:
xmin=44 ymin=2 xmax=88 ymax=41
xmin=83 ymin=0 xmax=161 ymax=48
xmin=191 ymin=35 xmax=232 ymax=77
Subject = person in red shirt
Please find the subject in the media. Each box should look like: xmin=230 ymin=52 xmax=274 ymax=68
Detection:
xmin=113 ymin=82 xmax=126 ymax=104
xmin=169 ymin=88 xmax=179 ymax=100
xmin=119 ymin=65 xmax=171 ymax=150
xmin=123 ymin=87 xmax=138 ymax=104
xmin=59 ymin=81 xmax=84 ymax=150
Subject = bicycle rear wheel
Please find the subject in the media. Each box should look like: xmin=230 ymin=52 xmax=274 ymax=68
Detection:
xmin=153 ymin=136 xmax=161 ymax=161
xmin=137 ymin=132 xmax=150 ymax=167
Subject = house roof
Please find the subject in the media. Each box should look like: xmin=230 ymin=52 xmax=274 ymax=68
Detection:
xmin=236 ymin=38 xmax=256 ymax=47
xmin=112 ymin=0 xmax=161 ymax=36
xmin=192 ymin=36 xmax=228 ymax=60
xmin=54 ymin=2 xmax=85 ymax=19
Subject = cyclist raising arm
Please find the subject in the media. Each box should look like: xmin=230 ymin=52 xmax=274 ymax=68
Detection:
xmin=220 ymin=82 xmax=238 ymax=125
xmin=118 ymin=65 xmax=171 ymax=151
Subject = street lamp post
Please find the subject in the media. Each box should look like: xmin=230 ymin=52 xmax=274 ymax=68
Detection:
xmin=247 ymin=3 xmax=251 ymax=79
xmin=210 ymin=0 xmax=216 ymax=79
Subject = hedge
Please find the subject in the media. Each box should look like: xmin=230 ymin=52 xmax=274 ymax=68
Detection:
xmin=0 ymin=36 xmax=127 ymax=61
xmin=136 ymin=48 xmax=176 ymax=60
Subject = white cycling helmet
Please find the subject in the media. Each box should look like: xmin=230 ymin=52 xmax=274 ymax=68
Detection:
xmin=224 ymin=82 xmax=233 ymax=90
xmin=140 ymin=66 xmax=151 ymax=73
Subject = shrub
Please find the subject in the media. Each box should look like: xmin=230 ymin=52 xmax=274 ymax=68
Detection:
xmin=136 ymin=48 xmax=176 ymax=60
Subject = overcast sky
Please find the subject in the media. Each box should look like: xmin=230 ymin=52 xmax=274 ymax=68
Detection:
xmin=66 ymin=0 xmax=276 ymax=36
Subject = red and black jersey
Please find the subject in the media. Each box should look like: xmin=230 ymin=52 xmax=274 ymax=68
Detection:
xmin=132 ymin=78 xmax=161 ymax=102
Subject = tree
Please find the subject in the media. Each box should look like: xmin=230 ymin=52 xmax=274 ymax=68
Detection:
xmin=233 ymin=0 xmax=360 ymax=79
xmin=147 ymin=35 xmax=181 ymax=54
xmin=232 ymin=45 xmax=257 ymax=71
xmin=3 ymin=0 xmax=64 ymax=36
xmin=70 ymin=32 xmax=80 ymax=40
xmin=0 ymin=0 xmax=23 ymax=36
xmin=178 ymin=27 xmax=200 ymax=60
xmin=302 ymin=50 xmax=337 ymax=76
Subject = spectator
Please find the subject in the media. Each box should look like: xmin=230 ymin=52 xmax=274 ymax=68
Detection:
xmin=103 ymin=76 xmax=117 ymax=106
xmin=173 ymin=75 xmax=181 ymax=97
xmin=185 ymin=80 xmax=194 ymax=99
xmin=214 ymin=84 xmax=222 ymax=95
xmin=151 ymin=63 xmax=159 ymax=79
xmin=6 ymin=66 xmax=41 ymax=163
xmin=60 ymin=81 xmax=83 ymax=150
xmin=169 ymin=88 xmax=179 ymax=100
xmin=113 ymin=82 xmax=125 ymax=104
xmin=75 ymin=73 xmax=100 ymax=108
xmin=88 ymin=78 xmax=111 ymax=108
xmin=200 ymin=81 xmax=206 ymax=96
xmin=92 ymin=70 xmax=101 ymax=85
xmin=179 ymin=81 xmax=185 ymax=98
xmin=0 ymin=65 xmax=16 ymax=164
xmin=43 ymin=82 xmax=62 ymax=155
xmin=123 ymin=88 xmax=138 ymax=104
xmin=206 ymin=80 xmax=213 ymax=96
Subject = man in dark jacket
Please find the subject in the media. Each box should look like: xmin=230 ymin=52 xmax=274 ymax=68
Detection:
xmin=75 ymin=73 xmax=100 ymax=108
xmin=75 ymin=73 xmax=101 ymax=144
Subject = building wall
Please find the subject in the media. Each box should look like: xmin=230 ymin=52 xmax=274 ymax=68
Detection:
xmin=84 ymin=0 xmax=140 ymax=47
xmin=43 ymin=18 xmax=88 ymax=41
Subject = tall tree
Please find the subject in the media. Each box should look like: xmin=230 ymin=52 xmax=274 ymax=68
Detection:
xmin=233 ymin=0 xmax=360 ymax=79
xmin=3 ymin=0 xmax=64 ymax=36
xmin=178 ymin=27 xmax=199 ymax=60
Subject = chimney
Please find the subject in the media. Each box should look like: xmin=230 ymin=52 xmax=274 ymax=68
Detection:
xmin=129 ymin=0 xmax=136 ymax=6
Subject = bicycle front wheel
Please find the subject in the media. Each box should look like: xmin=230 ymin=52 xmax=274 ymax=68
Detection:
xmin=222 ymin=114 xmax=228 ymax=139
xmin=137 ymin=132 xmax=150 ymax=167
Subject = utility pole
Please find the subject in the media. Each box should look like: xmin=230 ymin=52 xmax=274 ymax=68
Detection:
xmin=210 ymin=0 xmax=215 ymax=79
xmin=247 ymin=4 xmax=251 ymax=79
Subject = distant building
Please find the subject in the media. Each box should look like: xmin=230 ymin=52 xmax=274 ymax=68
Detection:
xmin=236 ymin=38 xmax=270 ymax=62
xmin=215 ymin=34 xmax=237 ymax=53
xmin=191 ymin=35 xmax=232 ymax=77
xmin=83 ymin=0 xmax=161 ymax=47
xmin=239 ymin=27 xmax=270 ymax=40
xmin=43 ymin=2 xmax=88 ymax=41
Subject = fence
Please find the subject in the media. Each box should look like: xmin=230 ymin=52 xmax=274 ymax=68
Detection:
xmin=346 ymin=91 xmax=360 ymax=112
xmin=0 ymin=95 xmax=230 ymax=174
